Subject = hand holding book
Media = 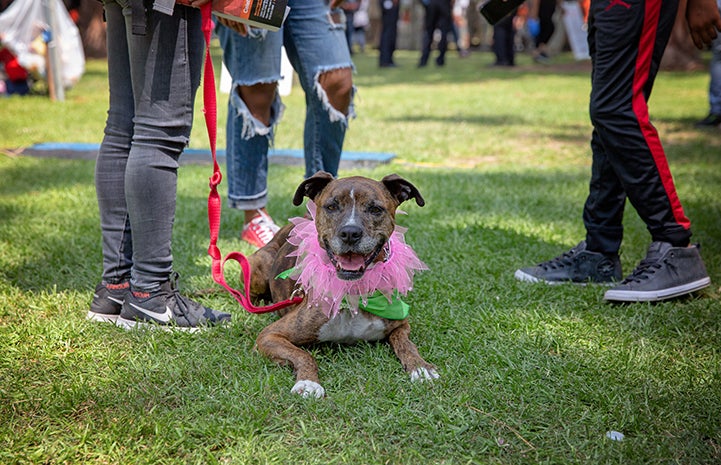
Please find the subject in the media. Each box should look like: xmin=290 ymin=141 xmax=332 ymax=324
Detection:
xmin=216 ymin=15 xmax=249 ymax=36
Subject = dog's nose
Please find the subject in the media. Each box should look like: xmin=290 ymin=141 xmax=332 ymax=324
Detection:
xmin=339 ymin=225 xmax=363 ymax=244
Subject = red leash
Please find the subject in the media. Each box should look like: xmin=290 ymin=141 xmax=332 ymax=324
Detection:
xmin=200 ymin=4 xmax=303 ymax=314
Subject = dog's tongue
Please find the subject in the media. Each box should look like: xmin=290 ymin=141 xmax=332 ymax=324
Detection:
xmin=337 ymin=253 xmax=366 ymax=271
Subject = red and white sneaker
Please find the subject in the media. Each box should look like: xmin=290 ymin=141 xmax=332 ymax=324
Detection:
xmin=241 ymin=210 xmax=280 ymax=248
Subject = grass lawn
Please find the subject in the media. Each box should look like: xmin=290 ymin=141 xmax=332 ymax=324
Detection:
xmin=1 ymin=46 xmax=720 ymax=464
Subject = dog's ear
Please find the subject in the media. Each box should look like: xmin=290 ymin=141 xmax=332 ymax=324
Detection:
xmin=381 ymin=174 xmax=425 ymax=207
xmin=293 ymin=171 xmax=335 ymax=205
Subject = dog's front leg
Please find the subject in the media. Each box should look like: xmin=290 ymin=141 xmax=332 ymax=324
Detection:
xmin=387 ymin=321 xmax=440 ymax=382
xmin=256 ymin=323 xmax=325 ymax=398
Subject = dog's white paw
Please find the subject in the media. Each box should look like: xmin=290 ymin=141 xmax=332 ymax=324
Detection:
xmin=410 ymin=367 xmax=440 ymax=382
xmin=291 ymin=380 xmax=326 ymax=398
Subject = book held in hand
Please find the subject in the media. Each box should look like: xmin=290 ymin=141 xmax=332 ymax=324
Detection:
xmin=176 ymin=0 xmax=290 ymax=31
xmin=212 ymin=0 xmax=289 ymax=31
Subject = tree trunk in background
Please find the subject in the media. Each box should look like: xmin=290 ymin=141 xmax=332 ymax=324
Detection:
xmin=77 ymin=0 xmax=106 ymax=58
xmin=661 ymin=0 xmax=703 ymax=71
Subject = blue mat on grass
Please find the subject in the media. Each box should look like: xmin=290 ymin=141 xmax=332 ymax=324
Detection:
xmin=26 ymin=142 xmax=395 ymax=167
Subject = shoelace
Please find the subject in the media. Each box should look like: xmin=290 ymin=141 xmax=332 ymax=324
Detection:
xmin=539 ymin=247 xmax=579 ymax=270
xmin=164 ymin=272 xmax=213 ymax=321
xmin=258 ymin=210 xmax=280 ymax=234
xmin=246 ymin=213 xmax=279 ymax=244
xmin=622 ymin=256 xmax=676 ymax=284
xmin=165 ymin=272 xmax=184 ymax=316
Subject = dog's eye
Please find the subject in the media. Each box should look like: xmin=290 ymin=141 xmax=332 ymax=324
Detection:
xmin=324 ymin=202 xmax=339 ymax=213
xmin=367 ymin=205 xmax=384 ymax=216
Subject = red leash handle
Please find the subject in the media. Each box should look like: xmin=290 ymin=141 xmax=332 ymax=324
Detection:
xmin=200 ymin=5 xmax=303 ymax=313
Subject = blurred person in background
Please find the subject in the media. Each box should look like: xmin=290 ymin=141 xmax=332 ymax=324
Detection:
xmin=695 ymin=0 xmax=721 ymax=128
xmin=379 ymin=0 xmax=400 ymax=67
xmin=418 ymin=0 xmax=453 ymax=67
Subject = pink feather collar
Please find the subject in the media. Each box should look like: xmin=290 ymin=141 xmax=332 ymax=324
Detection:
xmin=285 ymin=201 xmax=428 ymax=319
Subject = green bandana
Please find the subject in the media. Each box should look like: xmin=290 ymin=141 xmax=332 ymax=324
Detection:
xmin=275 ymin=267 xmax=296 ymax=280
xmin=358 ymin=291 xmax=409 ymax=320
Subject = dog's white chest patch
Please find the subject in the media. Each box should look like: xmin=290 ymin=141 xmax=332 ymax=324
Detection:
xmin=317 ymin=310 xmax=387 ymax=344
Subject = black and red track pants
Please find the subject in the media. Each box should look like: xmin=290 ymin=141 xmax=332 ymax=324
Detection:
xmin=583 ymin=0 xmax=692 ymax=254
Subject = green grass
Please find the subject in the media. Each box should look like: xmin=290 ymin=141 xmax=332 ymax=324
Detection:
xmin=2 ymin=48 xmax=721 ymax=464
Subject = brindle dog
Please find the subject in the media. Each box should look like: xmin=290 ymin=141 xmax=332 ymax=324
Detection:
xmin=247 ymin=171 xmax=439 ymax=398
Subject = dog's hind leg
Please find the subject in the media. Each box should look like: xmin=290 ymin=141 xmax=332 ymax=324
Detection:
xmin=246 ymin=251 xmax=273 ymax=304
xmin=387 ymin=322 xmax=440 ymax=382
xmin=246 ymin=225 xmax=293 ymax=304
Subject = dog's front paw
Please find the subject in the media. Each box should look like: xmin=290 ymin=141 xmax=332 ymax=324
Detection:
xmin=291 ymin=380 xmax=326 ymax=398
xmin=410 ymin=367 xmax=440 ymax=382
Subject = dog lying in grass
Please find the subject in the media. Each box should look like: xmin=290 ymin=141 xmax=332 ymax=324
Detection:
xmin=247 ymin=171 xmax=439 ymax=398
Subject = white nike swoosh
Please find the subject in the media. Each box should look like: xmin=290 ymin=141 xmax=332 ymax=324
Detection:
xmin=108 ymin=296 xmax=124 ymax=305
xmin=130 ymin=303 xmax=174 ymax=323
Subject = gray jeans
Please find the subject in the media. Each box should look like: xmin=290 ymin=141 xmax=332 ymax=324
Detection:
xmin=96 ymin=0 xmax=204 ymax=290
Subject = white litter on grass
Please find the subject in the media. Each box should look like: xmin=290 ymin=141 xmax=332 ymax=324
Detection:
xmin=606 ymin=430 xmax=625 ymax=441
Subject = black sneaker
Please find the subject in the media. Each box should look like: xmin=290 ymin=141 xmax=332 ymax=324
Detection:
xmin=116 ymin=273 xmax=231 ymax=332
xmin=694 ymin=113 xmax=721 ymax=128
xmin=87 ymin=280 xmax=130 ymax=323
xmin=515 ymin=241 xmax=622 ymax=285
xmin=604 ymin=242 xmax=711 ymax=302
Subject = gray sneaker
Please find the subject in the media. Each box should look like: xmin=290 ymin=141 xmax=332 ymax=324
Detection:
xmin=515 ymin=241 xmax=622 ymax=285
xmin=87 ymin=280 xmax=129 ymax=323
xmin=116 ymin=273 xmax=231 ymax=332
xmin=604 ymin=242 xmax=711 ymax=302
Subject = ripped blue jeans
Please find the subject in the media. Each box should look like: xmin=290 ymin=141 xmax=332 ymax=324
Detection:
xmin=215 ymin=0 xmax=355 ymax=211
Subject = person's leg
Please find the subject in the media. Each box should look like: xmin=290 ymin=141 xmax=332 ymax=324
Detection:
xmin=514 ymin=0 xmax=631 ymax=285
xmin=533 ymin=0 xmax=556 ymax=61
xmin=579 ymin=0 xmax=627 ymax=256
xmin=215 ymin=24 xmax=284 ymax=247
xmin=379 ymin=2 xmax=400 ymax=66
xmin=583 ymin=130 xmax=626 ymax=254
xmin=216 ymin=24 xmax=283 ymax=211
xmin=581 ymin=1 xmax=626 ymax=254
xmin=492 ymin=14 xmax=514 ymax=66
xmin=89 ymin=0 xmax=135 ymax=322
xmin=514 ymin=129 xmax=626 ymax=286
xmin=506 ymin=16 xmax=516 ymax=65
xmin=706 ymin=32 xmax=721 ymax=120
xmin=587 ymin=0 xmax=691 ymax=248
xmin=284 ymin=0 xmax=355 ymax=179
xmin=435 ymin=2 xmax=451 ymax=66
xmin=123 ymin=4 xmax=204 ymax=289
xmin=356 ymin=26 xmax=367 ymax=52
xmin=379 ymin=1 xmax=395 ymax=65
xmin=96 ymin=2 xmax=230 ymax=327
xmin=492 ymin=23 xmax=504 ymax=65
xmin=344 ymin=8 xmax=355 ymax=52
xmin=418 ymin=4 xmax=435 ymax=66
xmin=585 ymin=0 xmax=709 ymax=301
xmin=236 ymin=82 xmax=278 ymax=228
xmin=96 ymin=0 xmax=134 ymax=286
xmin=695 ymin=32 xmax=721 ymax=126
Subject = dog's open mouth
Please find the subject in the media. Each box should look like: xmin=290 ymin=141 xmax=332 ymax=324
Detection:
xmin=325 ymin=241 xmax=385 ymax=281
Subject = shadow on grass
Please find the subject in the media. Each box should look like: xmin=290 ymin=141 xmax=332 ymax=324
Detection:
xmin=3 ymin=157 xmax=719 ymax=297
